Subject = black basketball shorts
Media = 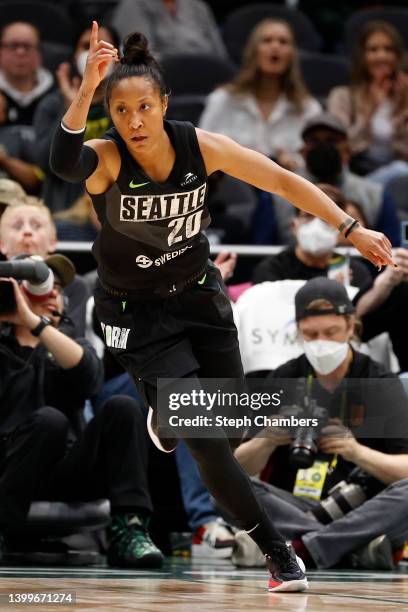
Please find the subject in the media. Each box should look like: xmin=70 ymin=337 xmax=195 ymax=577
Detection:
xmin=93 ymin=261 xmax=244 ymax=395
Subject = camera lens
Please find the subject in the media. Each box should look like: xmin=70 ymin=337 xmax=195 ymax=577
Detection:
xmin=289 ymin=445 xmax=316 ymax=468
xmin=289 ymin=428 xmax=317 ymax=468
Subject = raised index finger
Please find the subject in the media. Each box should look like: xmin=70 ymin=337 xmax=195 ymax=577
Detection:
xmin=89 ymin=20 xmax=99 ymax=52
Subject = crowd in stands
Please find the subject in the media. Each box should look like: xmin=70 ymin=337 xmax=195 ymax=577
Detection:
xmin=0 ymin=0 xmax=407 ymax=571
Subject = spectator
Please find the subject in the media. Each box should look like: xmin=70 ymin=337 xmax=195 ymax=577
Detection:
xmin=33 ymin=25 xmax=118 ymax=212
xmin=111 ymin=0 xmax=227 ymax=60
xmin=234 ymin=277 xmax=408 ymax=570
xmin=272 ymin=113 xmax=401 ymax=246
xmin=199 ymin=19 xmax=321 ymax=169
xmin=0 ymin=92 xmax=41 ymax=192
xmin=0 ymin=178 xmax=26 ymax=220
xmin=0 ymin=22 xmax=53 ymax=126
xmin=252 ymin=202 xmax=408 ymax=372
xmin=328 ymin=21 xmax=408 ymax=185
xmin=54 ymin=192 xmax=100 ymax=242
xmin=0 ymin=199 xmax=89 ymax=336
xmin=0 ymin=259 xmax=163 ymax=568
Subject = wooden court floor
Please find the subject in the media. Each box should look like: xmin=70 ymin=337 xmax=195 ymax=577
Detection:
xmin=0 ymin=558 xmax=407 ymax=611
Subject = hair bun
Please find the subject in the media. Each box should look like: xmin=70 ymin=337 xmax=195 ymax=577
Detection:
xmin=121 ymin=32 xmax=152 ymax=65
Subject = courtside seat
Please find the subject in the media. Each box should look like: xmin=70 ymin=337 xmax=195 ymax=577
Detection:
xmin=24 ymin=499 xmax=110 ymax=536
xmin=3 ymin=500 xmax=110 ymax=566
xmin=160 ymin=53 xmax=237 ymax=97
xmin=299 ymin=51 xmax=349 ymax=101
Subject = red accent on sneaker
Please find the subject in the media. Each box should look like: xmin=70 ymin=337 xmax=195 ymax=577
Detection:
xmin=192 ymin=526 xmax=206 ymax=546
xmin=268 ymin=578 xmax=283 ymax=589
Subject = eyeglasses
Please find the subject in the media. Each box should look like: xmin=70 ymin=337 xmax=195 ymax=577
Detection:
xmin=1 ymin=42 xmax=39 ymax=53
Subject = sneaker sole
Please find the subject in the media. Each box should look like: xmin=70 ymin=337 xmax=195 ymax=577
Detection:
xmin=147 ymin=407 xmax=176 ymax=453
xmin=268 ymin=577 xmax=309 ymax=592
xmin=268 ymin=554 xmax=308 ymax=592
xmin=192 ymin=543 xmax=233 ymax=559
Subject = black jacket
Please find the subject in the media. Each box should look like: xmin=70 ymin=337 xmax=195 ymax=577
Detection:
xmin=257 ymin=350 xmax=408 ymax=497
xmin=0 ymin=330 xmax=103 ymax=439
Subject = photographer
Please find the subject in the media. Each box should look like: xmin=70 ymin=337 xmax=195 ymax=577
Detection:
xmin=0 ymin=198 xmax=89 ymax=336
xmin=0 ymin=256 xmax=163 ymax=568
xmin=234 ymin=277 xmax=408 ymax=569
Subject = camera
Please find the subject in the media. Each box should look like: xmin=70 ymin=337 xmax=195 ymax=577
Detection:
xmin=288 ymin=398 xmax=329 ymax=469
xmin=309 ymin=467 xmax=382 ymax=524
xmin=0 ymin=255 xmax=54 ymax=315
xmin=280 ymin=379 xmax=329 ymax=469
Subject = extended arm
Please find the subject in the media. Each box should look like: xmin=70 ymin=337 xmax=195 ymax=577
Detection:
xmin=197 ymin=129 xmax=395 ymax=268
xmin=49 ymin=21 xmax=118 ymax=190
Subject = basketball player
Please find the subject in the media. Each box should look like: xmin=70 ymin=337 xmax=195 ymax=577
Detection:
xmin=50 ymin=21 xmax=395 ymax=592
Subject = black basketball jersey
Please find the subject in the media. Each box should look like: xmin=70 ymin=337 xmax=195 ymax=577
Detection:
xmin=89 ymin=120 xmax=211 ymax=290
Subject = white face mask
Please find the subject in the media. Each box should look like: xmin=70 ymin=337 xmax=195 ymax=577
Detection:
xmin=76 ymin=50 xmax=114 ymax=78
xmin=297 ymin=218 xmax=338 ymax=256
xmin=304 ymin=339 xmax=349 ymax=375
xmin=76 ymin=51 xmax=88 ymax=77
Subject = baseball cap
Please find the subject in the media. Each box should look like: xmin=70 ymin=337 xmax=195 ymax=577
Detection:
xmin=45 ymin=254 xmax=76 ymax=288
xmin=295 ymin=277 xmax=355 ymax=322
xmin=0 ymin=179 xmax=27 ymax=207
xmin=301 ymin=113 xmax=347 ymax=140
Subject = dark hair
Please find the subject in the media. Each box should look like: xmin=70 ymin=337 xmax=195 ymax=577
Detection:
xmin=105 ymin=32 xmax=166 ymax=107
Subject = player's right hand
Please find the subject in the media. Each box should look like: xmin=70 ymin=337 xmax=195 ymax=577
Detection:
xmin=82 ymin=21 xmax=118 ymax=91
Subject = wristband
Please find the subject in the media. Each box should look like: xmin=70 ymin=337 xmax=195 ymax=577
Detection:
xmin=61 ymin=121 xmax=86 ymax=134
xmin=344 ymin=219 xmax=360 ymax=238
xmin=338 ymin=217 xmax=354 ymax=235
xmin=31 ymin=315 xmax=51 ymax=337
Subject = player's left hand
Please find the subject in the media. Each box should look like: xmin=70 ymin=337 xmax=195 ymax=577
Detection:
xmin=347 ymin=225 xmax=396 ymax=269
xmin=318 ymin=418 xmax=363 ymax=462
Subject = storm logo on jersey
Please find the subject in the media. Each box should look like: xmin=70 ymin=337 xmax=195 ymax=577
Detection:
xmin=119 ymin=183 xmax=206 ymax=246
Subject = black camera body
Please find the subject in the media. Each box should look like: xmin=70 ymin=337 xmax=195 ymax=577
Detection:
xmin=289 ymin=399 xmax=329 ymax=469
xmin=0 ymin=257 xmax=52 ymax=315
xmin=280 ymin=379 xmax=329 ymax=469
